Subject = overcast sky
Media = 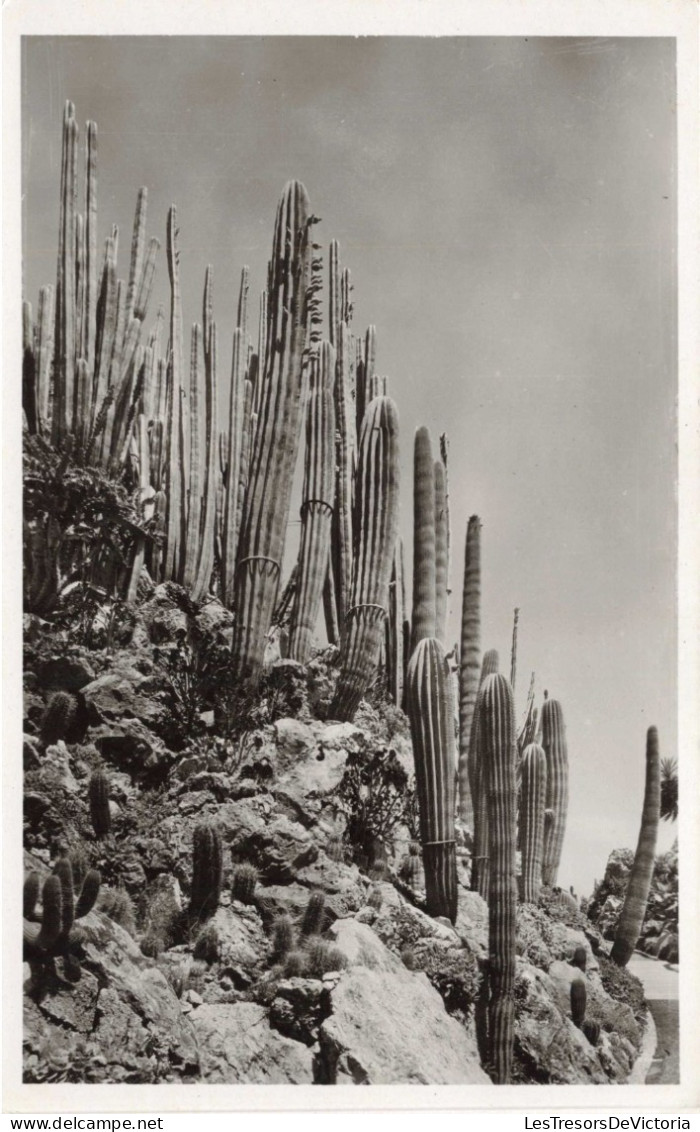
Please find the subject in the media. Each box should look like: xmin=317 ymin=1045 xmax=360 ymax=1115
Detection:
xmin=22 ymin=36 xmax=678 ymax=896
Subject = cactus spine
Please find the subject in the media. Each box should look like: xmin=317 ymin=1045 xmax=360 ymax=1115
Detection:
xmin=480 ymin=672 xmax=517 ymax=1084
xmin=405 ymin=637 xmax=458 ymax=923
xmin=611 ymin=726 xmax=661 ymax=967
xmin=541 ymin=698 xmax=569 ymax=887
xmin=289 ymin=342 xmax=336 ymax=662
xmin=458 ymin=515 xmax=481 ymax=824
xmin=330 ymin=395 xmax=401 ymax=720
xmin=519 ymin=743 xmax=546 ymax=902
xmin=232 ymin=183 xmax=313 ymax=682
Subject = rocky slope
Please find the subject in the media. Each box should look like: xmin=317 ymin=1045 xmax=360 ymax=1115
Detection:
xmin=23 ymin=582 xmax=646 ymax=1085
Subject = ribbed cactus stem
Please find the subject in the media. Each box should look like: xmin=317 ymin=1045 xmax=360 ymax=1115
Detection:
xmin=405 ymin=637 xmax=458 ymax=922
xmin=330 ymin=395 xmax=401 ymax=721
xmin=89 ymin=770 xmax=112 ymax=839
xmin=330 ymin=318 xmax=356 ymax=636
xmin=458 ymin=515 xmax=482 ymax=824
xmin=541 ymin=698 xmax=569 ymax=887
xmin=53 ymin=102 xmax=78 ymax=446
xmin=92 ymin=236 xmax=117 ymax=433
xmin=611 ymin=726 xmax=661 ymax=966
xmin=74 ymin=212 xmax=85 ymax=387
xmin=83 ymin=121 xmax=98 ymax=372
xmin=510 ymin=607 xmax=520 ymax=693
xmin=469 ymin=648 xmax=500 ymax=896
xmin=480 ymin=672 xmax=517 ymax=1084
xmin=355 ymin=325 xmax=376 ymax=438
xmin=519 ymin=742 xmax=546 ymax=902
xmin=289 ymin=342 xmax=336 ymax=663
xmin=22 ymin=300 xmax=38 ymax=434
xmin=434 ymin=458 xmax=448 ymax=645
xmin=193 ymin=318 xmax=219 ymax=601
xmin=134 ymin=237 xmax=159 ymax=323
xmin=411 ymin=427 xmax=436 ymax=650
xmin=164 ymin=207 xmax=184 ymax=582
xmin=182 ymin=323 xmax=203 ymax=589
xmin=126 ymin=187 xmax=147 ymax=323
xmin=221 ymin=267 xmax=250 ymax=607
xmin=233 ymin=183 xmax=313 ymax=683
xmin=386 ymin=538 xmax=406 ymax=706
xmin=36 ymin=285 xmax=55 ymax=433
xmin=570 ymin=978 xmax=587 ymax=1028
xmin=189 ymin=824 xmax=223 ymax=922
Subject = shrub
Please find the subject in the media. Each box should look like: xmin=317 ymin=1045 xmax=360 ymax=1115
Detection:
xmin=324 ymin=744 xmax=416 ymax=871
xmin=597 ymin=954 xmax=646 ymax=1027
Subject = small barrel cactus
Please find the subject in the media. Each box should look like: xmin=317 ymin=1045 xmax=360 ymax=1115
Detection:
xmin=271 ymin=914 xmax=295 ymax=960
xmin=570 ymin=977 xmax=587 ymax=1028
xmin=40 ymin=691 xmax=77 ymax=745
xmin=582 ymin=1018 xmax=601 ymax=1046
xmin=300 ymin=890 xmax=326 ymax=938
xmin=88 ymin=769 xmax=112 ymax=839
xmin=572 ymin=945 xmax=587 ymax=972
xmin=284 ymin=949 xmax=308 ymax=977
xmin=305 ymin=939 xmax=347 ymax=977
xmin=231 ymin=862 xmax=258 ymax=905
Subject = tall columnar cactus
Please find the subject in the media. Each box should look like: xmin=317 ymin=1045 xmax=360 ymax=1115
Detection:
xmin=189 ymin=824 xmax=223 ymax=922
xmin=328 ymin=241 xmax=356 ymax=638
xmin=182 ymin=323 xmax=204 ymax=590
xmin=83 ymin=121 xmax=98 ymax=374
xmin=36 ymin=285 xmax=55 ymax=432
xmin=386 ymin=538 xmax=406 ymax=706
xmin=480 ymin=672 xmax=517 ymax=1084
xmin=355 ymin=325 xmax=376 ymax=441
xmin=405 ymin=637 xmax=458 ymax=923
xmin=221 ymin=267 xmax=250 ymax=607
xmin=411 ymin=427 xmax=437 ymax=651
xmin=232 ymin=183 xmax=314 ymax=682
xmin=164 ymin=205 xmax=185 ymax=583
xmin=193 ymin=286 xmax=219 ymax=601
xmin=469 ymin=648 xmax=499 ymax=896
xmin=288 ymin=342 xmax=336 ymax=662
xmin=434 ymin=458 xmax=449 ymax=646
xmin=458 ymin=515 xmax=481 ymax=825
xmin=519 ymin=742 xmax=547 ymax=902
xmin=611 ymin=726 xmax=661 ymax=967
xmin=52 ymin=101 xmax=78 ymax=447
xmin=541 ymin=698 xmax=569 ymax=887
xmin=510 ymin=607 xmax=519 ymax=693
xmin=88 ymin=769 xmax=112 ymax=839
xmin=330 ymin=395 xmax=401 ymax=721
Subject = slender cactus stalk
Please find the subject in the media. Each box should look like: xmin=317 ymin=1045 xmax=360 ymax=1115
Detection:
xmin=22 ymin=301 xmax=38 ymax=434
xmin=611 ymin=727 xmax=661 ymax=966
xmin=182 ymin=323 xmax=204 ymax=590
xmin=83 ymin=121 xmax=98 ymax=373
xmin=469 ymin=647 xmax=500 ymax=896
xmin=232 ymin=183 xmax=314 ymax=683
xmin=406 ymin=636 xmax=458 ymax=922
xmin=386 ymin=538 xmax=405 ymax=706
xmin=519 ymin=742 xmax=547 ymax=902
xmin=36 ymin=285 xmax=55 ymax=433
xmin=126 ymin=188 xmax=147 ymax=323
xmin=289 ymin=343 xmax=336 ymax=662
xmin=434 ymin=458 xmax=448 ymax=645
xmin=411 ymin=427 xmax=436 ymax=651
xmin=541 ymin=698 xmax=569 ymax=887
xmin=164 ymin=206 xmax=184 ymax=582
xmin=510 ymin=607 xmax=520 ymax=693
xmin=480 ymin=672 xmax=517 ymax=1084
xmin=458 ymin=515 xmax=482 ymax=824
xmin=330 ymin=395 xmax=401 ymax=720
xmin=53 ymin=102 xmax=78 ymax=447
xmin=221 ymin=269 xmax=249 ymax=607
xmin=193 ymin=317 xmax=219 ymax=601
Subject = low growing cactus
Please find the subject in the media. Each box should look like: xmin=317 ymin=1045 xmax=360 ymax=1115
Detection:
xmin=88 ymin=770 xmax=111 ymax=839
xmin=231 ymin=863 xmax=258 ymax=905
xmin=305 ymin=939 xmax=347 ymax=978
xmin=40 ymin=691 xmax=77 ymax=745
xmin=300 ymin=891 xmax=327 ymax=938
xmin=189 ymin=824 xmax=223 ymax=922
xmin=271 ymin=914 xmax=295 ymax=961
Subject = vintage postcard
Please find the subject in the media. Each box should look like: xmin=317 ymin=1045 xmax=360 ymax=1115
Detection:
xmin=3 ymin=0 xmax=699 ymax=1117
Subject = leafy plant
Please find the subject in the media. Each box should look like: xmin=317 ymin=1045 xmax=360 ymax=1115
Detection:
xmin=324 ymin=744 xmax=416 ymax=870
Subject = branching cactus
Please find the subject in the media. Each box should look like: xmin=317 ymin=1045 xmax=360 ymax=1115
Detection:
xmin=458 ymin=515 xmax=481 ymax=825
xmin=468 ymin=648 xmax=499 ymax=897
xmin=189 ymin=824 xmax=223 ymax=922
xmin=289 ymin=341 xmax=336 ymax=662
xmin=480 ymin=672 xmax=517 ymax=1084
xmin=519 ymin=742 xmax=546 ymax=903
xmin=24 ymin=858 xmax=101 ymax=982
xmin=611 ymin=726 xmax=661 ymax=967
xmin=232 ymin=182 xmax=314 ymax=683
xmin=330 ymin=395 xmax=401 ymax=721
xmin=410 ymin=427 xmax=436 ymax=651
xmin=405 ymin=637 xmax=458 ymax=923
xmin=541 ymin=698 xmax=569 ymax=887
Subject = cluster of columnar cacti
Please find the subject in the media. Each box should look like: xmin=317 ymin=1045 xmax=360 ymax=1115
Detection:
xmin=24 ymin=856 xmax=101 ymax=982
xmin=611 ymin=726 xmax=660 ymax=967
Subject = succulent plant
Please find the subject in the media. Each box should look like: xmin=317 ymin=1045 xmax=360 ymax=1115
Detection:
xmin=572 ymin=945 xmax=587 ymax=972
xmin=188 ymin=824 xmax=223 ymax=922
xmin=300 ymin=891 xmax=327 ymax=938
xmin=541 ymin=698 xmax=569 ymax=888
xmin=519 ymin=743 xmax=546 ymax=903
xmin=88 ymin=769 xmax=111 ymax=839
xmin=410 ymin=427 xmax=436 ymax=651
xmin=611 ymin=726 xmax=661 ymax=967
xmin=405 ymin=637 xmax=457 ymax=923
xmin=570 ymin=977 xmax=587 ymax=1028
xmin=468 ymin=648 xmax=500 ymax=897
xmin=458 ymin=516 xmax=482 ymax=825
xmin=231 ymin=863 xmax=258 ymax=906
xmin=40 ymin=691 xmax=77 ymax=745
xmin=582 ymin=1018 xmax=600 ymax=1046
xmin=23 ymin=857 xmax=101 ymax=982
xmin=271 ymin=914 xmax=295 ymax=961
xmin=305 ymin=939 xmax=347 ymax=978
xmin=284 ymin=949 xmax=308 ymax=978
xmin=480 ymin=672 xmax=517 ymax=1084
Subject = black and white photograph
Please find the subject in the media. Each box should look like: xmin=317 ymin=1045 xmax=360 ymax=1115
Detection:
xmin=4 ymin=0 xmax=699 ymax=1112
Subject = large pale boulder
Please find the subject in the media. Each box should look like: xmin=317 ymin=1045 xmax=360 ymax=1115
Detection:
xmin=193 ymin=1003 xmax=314 ymax=1082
